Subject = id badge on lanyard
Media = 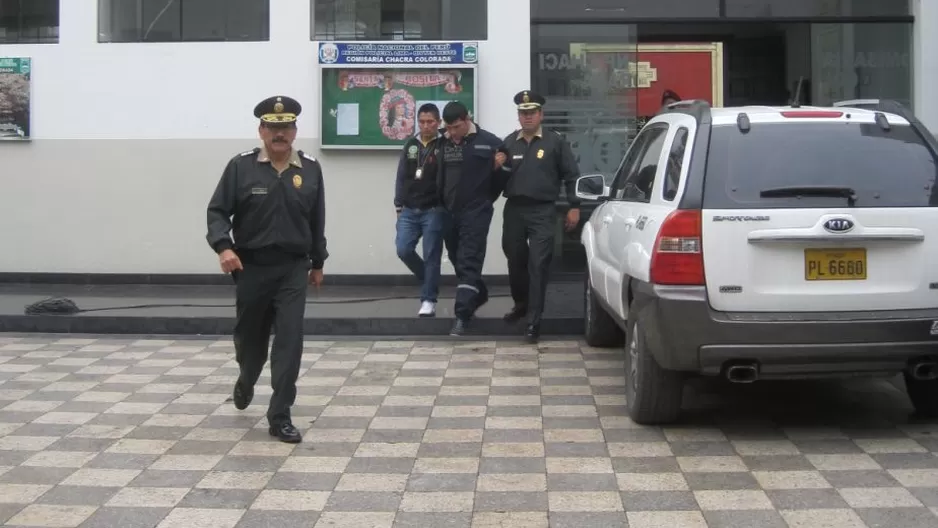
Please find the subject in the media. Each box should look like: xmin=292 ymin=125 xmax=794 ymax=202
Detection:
xmin=415 ymin=143 xmax=434 ymax=180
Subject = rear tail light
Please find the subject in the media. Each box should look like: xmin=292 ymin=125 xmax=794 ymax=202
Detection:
xmin=780 ymin=110 xmax=843 ymax=118
xmin=649 ymin=210 xmax=704 ymax=285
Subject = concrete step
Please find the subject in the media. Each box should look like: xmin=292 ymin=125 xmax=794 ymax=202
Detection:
xmin=0 ymin=281 xmax=586 ymax=337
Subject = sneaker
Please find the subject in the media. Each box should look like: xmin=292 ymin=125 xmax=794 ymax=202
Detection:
xmin=418 ymin=301 xmax=436 ymax=317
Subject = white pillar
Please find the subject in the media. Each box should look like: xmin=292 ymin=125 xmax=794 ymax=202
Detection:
xmin=913 ymin=0 xmax=938 ymax=133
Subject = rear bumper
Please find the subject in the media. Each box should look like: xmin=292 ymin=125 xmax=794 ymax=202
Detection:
xmin=631 ymin=281 xmax=938 ymax=378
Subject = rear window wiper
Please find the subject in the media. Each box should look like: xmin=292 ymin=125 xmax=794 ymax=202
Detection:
xmin=759 ymin=185 xmax=858 ymax=206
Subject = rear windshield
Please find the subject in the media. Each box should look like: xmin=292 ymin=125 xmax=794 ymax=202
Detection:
xmin=702 ymin=121 xmax=938 ymax=209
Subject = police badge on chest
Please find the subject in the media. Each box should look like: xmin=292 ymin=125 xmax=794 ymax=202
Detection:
xmin=415 ymin=168 xmax=423 ymax=180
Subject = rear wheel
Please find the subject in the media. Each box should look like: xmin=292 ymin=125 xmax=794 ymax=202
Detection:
xmin=904 ymin=373 xmax=938 ymax=418
xmin=583 ymin=272 xmax=624 ymax=347
xmin=624 ymin=305 xmax=684 ymax=424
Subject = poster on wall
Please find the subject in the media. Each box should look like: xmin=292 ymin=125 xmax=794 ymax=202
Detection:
xmin=317 ymin=42 xmax=479 ymax=149
xmin=569 ymin=42 xmax=724 ymax=129
xmin=0 ymin=57 xmax=31 ymax=141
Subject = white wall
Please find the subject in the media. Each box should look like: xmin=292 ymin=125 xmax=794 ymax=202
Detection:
xmin=0 ymin=0 xmax=531 ymax=275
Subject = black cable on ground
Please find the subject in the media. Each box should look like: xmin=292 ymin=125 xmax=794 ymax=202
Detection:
xmin=22 ymin=294 xmax=513 ymax=315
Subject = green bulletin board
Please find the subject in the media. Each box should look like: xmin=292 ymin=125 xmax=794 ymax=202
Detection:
xmin=316 ymin=42 xmax=480 ymax=149
xmin=320 ymin=67 xmax=475 ymax=148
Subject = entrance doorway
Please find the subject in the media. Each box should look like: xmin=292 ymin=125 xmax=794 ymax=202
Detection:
xmin=639 ymin=23 xmax=797 ymax=107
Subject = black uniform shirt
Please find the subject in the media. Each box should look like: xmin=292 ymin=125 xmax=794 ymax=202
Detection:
xmin=206 ymin=147 xmax=329 ymax=269
xmin=503 ymin=127 xmax=581 ymax=206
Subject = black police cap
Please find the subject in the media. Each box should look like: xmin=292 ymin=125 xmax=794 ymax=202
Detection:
xmin=514 ymin=90 xmax=545 ymax=110
xmin=253 ymin=95 xmax=302 ymax=124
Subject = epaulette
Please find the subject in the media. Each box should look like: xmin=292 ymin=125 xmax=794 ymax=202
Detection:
xmin=239 ymin=148 xmax=260 ymax=157
xmin=301 ymin=151 xmax=317 ymax=162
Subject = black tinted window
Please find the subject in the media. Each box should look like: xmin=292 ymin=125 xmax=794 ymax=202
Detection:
xmin=703 ymin=122 xmax=938 ymax=209
xmin=663 ymin=128 xmax=688 ymax=201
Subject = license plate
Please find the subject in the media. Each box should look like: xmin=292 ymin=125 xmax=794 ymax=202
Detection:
xmin=804 ymin=248 xmax=867 ymax=281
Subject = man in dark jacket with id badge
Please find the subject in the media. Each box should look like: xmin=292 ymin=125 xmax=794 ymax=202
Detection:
xmin=394 ymin=103 xmax=449 ymax=317
xmin=436 ymin=101 xmax=510 ymax=336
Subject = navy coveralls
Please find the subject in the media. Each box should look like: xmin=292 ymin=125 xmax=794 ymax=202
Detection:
xmin=437 ymin=123 xmax=510 ymax=321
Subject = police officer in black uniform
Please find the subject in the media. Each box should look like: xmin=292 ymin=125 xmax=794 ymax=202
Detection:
xmin=501 ymin=90 xmax=580 ymax=343
xmin=206 ymin=95 xmax=328 ymax=444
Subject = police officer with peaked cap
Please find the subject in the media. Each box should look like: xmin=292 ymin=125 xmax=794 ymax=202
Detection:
xmin=499 ymin=90 xmax=580 ymax=343
xmin=206 ymin=95 xmax=328 ymax=443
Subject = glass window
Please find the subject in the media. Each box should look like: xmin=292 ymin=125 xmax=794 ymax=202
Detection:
xmin=311 ymin=0 xmax=486 ymax=41
xmin=724 ymin=0 xmax=910 ymax=18
xmin=810 ymin=22 xmax=912 ymax=109
xmin=98 ymin=0 xmax=270 ymax=43
xmin=663 ymin=127 xmax=688 ymax=201
xmin=532 ymin=24 xmax=639 ymax=179
xmin=610 ymin=128 xmax=653 ymax=197
xmin=621 ymin=125 xmax=667 ymax=203
xmin=532 ymin=0 xmax=720 ymax=20
xmin=702 ymin=122 xmax=938 ymax=209
xmin=0 ymin=0 xmax=58 ymax=44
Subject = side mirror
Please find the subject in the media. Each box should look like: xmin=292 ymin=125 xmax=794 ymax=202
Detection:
xmin=575 ymin=174 xmax=608 ymax=201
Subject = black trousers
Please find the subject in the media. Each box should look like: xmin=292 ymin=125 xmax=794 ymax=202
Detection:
xmin=501 ymin=200 xmax=556 ymax=326
xmin=232 ymin=254 xmax=308 ymax=426
xmin=446 ymin=202 xmax=493 ymax=321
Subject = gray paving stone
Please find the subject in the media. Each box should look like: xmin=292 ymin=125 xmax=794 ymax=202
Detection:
xmin=78 ymin=506 xmax=171 ymax=528
xmin=0 ymin=335 xmax=933 ymax=527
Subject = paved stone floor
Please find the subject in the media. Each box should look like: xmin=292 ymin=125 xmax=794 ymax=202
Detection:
xmin=0 ymin=335 xmax=936 ymax=527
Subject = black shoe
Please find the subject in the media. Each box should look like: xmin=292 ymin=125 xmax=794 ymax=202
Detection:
xmin=450 ymin=319 xmax=468 ymax=336
xmin=233 ymin=379 xmax=253 ymax=410
xmin=503 ymin=305 xmax=527 ymax=322
xmin=268 ymin=421 xmax=302 ymax=443
xmin=524 ymin=324 xmax=540 ymax=344
xmin=477 ymin=292 xmax=489 ymax=311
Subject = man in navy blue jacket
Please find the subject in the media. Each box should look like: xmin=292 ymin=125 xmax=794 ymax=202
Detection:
xmin=436 ymin=101 xmax=510 ymax=336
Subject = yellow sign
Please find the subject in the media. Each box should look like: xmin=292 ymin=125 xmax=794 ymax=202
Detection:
xmin=292 ymin=174 xmax=302 ymax=188
xmin=536 ymin=149 xmax=544 ymax=159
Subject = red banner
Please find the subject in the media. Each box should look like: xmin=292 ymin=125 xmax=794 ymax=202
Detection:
xmin=571 ymin=42 xmax=723 ymax=123
xmin=338 ymin=70 xmax=463 ymax=93
xmin=635 ymin=47 xmax=717 ymax=116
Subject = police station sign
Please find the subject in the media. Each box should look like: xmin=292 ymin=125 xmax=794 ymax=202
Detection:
xmin=316 ymin=42 xmax=479 ymax=149
xmin=318 ymin=42 xmax=479 ymax=65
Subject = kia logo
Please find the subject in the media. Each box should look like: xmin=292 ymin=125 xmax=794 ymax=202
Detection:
xmin=823 ymin=218 xmax=854 ymax=233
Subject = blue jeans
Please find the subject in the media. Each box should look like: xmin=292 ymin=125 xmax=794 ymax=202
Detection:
xmin=396 ymin=206 xmax=446 ymax=302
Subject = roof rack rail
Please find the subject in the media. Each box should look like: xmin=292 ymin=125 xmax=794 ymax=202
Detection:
xmin=832 ymin=98 xmax=913 ymax=120
xmin=662 ymin=99 xmax=712 ymax=124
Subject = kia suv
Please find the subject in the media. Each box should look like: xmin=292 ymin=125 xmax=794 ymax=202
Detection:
xmin=575 ymin=99 xmax=938 ymax=424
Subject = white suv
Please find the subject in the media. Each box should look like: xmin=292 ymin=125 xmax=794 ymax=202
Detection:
xmin=575 ymin=99 xmax=938 ymax=425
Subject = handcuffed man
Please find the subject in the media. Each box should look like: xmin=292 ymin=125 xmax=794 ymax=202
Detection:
xmin=436 ymin=101 xmax=510 ymax=336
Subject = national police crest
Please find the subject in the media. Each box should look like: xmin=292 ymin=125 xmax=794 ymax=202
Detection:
xmin=292 ymin=174 xmax=302 ymax=189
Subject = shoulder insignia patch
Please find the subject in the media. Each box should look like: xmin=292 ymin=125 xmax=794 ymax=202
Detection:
xmin=239 ymin=150 xmax=255 ymax=157
xmin=302 ymin=152 xmax=317 ymax=162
